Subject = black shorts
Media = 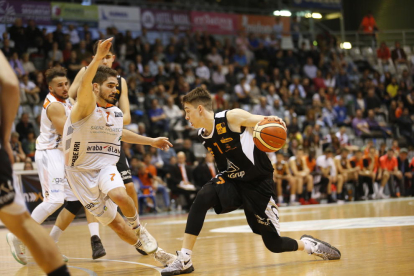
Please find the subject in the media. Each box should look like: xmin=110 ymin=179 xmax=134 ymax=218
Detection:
xmin=0 ymin=148 xmax=16 ymax=209
xmin=206 ymin=174 xmax=280 ymax=235
xmin=116 ymin=149 xmax=132 ymax=185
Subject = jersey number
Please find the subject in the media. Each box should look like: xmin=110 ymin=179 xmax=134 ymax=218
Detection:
xmin=106 ymin=112 xmax=110 ymax=122
xmin=110 ymin=173 xmax=116 ymax=181
xmin=216 ymin=176 xmax=225 ymax=185
xmin=213 ymin=143 xmax=223 ymax=154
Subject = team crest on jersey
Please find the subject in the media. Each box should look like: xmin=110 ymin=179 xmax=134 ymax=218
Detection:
xmin=227 ymin=161 xmax=245 ymax=178
xmin=220 ymin=137 xmax=233 ymax=143
xmin=224 ymin=143 xmax=237 ymax=152
xmin=216 ymin=123 xmax=227 ymax=135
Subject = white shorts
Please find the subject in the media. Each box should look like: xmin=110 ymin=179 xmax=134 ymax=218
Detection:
xmin=1 ymin=174 xmax=27 ymax=215
xmin=35 ymin=149 xmax=78 ymax=203
xmin=65 ymin=165 xmax=124 ymax=225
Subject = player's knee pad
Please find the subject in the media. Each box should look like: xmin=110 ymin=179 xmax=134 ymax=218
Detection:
xmin=31 ymin=202 xmax=63 ymax=224
xmin=64 ymin=200 xmax=83 ymax=215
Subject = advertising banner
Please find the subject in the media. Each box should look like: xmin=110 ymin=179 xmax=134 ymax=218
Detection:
xmin=98 ymin=5 xmax=141 ymax=31
xmin=141 ymin=9 xmax=191 ymax=31
xmin=191 ymin=11 xmax=239 ymax=35
xmin=51 ymin=2 xmax=99 ymax=22
xmin=292 ymin=0 xmax=342 ymax=10
xmin=0 ymin=1 xmax=51 ymax=25
xmin=239 ymin=14 xmax=290 ymax=35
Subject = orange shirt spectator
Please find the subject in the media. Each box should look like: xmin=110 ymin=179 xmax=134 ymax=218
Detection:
xmin=364 ymin=154 xmax=379 ymax=172
xmin=395 ymin=107 xmax=403 ymax=119
xmin=305 ymin=155 xmax=316 ymax=172
xmin=379 ymin=155 xmax=398 ymax=171
xmin=350 ymin=156 xmax=364 ymax=169
xmin=360 ymin=14 xmax=377 ymax=33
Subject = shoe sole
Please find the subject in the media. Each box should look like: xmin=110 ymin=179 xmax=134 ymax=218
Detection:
xmin=301 ymin=234 xmax=341 ymax=260
xmin=92 ymin=250 xmax=107 ymax=260
xmin=161 ymin=265 xmax=195 ymax=276
xmin=6 ymin=233 xmax=26 ymax=265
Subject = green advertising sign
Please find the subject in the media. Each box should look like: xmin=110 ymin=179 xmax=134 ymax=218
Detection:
xmin=51 ymin=2 xmax=98 ymax=21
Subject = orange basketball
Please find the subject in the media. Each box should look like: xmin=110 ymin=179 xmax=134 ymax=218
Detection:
xmin=253 ymin=119 xmax=287 ymax=152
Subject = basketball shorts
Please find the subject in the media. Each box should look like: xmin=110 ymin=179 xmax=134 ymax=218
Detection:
xmin=116 ymin=149 xmax=132 ymax=185
xmin=65 ymin=165 xmax=124 ymax=225
xmin=206 ymin=174 xmax=280 ymax=236
xmin=0 ymin=147 xmax=26 ymax=215
xmin=35 ymin=149 xmax=78 ymax=204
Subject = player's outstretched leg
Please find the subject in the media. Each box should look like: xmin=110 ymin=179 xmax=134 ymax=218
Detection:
xmin=85 ymin=210 xmax=106 ymax=259
xmin=300 ymin=235 xmax=341 ymax=260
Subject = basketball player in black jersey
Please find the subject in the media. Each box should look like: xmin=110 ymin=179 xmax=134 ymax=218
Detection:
xmin=0 ymin=50 xmax=70 ymax=275
xmin=161 ymin=88 xmax=341 ymax=276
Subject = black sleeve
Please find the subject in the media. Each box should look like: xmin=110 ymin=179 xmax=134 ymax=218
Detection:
xmin=350 ymin=160 xmax=356 ymax=167
xmin=363 ymin=158 xmax=369 ymax=168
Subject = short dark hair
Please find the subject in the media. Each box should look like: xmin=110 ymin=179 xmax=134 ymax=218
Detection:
xmin=92 ymin=40 xmax=114 ymax=55
xmin=182 ymin=87 xmax=213 ymax=111
xmin=45 ymin=67 xmax=67 ymax=84
xmin=92 ymin=66 xmax=117 ymax=85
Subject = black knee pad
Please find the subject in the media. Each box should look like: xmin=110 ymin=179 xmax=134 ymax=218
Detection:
xmin=64 ymin=200 xmax=83 ymax=215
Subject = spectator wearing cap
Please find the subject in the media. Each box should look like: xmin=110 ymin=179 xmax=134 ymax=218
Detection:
xmin=378 ymin=148 xmax=402 ymax=198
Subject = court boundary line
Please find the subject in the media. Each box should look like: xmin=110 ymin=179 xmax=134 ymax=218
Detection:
xmin=68 ymin=257 xmax=162 ymax=273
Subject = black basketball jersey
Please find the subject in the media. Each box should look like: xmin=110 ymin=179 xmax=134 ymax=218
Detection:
xmin=197 ymin=110 xmax=274 ymax=182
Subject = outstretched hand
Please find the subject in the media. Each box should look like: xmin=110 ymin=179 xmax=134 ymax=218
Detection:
xmin=95 ymin=37 xmax=113 ymax=60
xmin=151 ymin=137 xmax=173 ymax=151
xmin=264 ymin=116 xmax=287 ymax=129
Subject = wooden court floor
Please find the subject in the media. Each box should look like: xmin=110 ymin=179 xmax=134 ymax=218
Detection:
xmin=1 ymin=198 xmax=414 ymax=276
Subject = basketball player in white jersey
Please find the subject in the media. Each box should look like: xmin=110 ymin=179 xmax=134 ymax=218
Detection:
xmin=0 ymin=50 xmax=70 ymax=275
xmin=63 ymin=38 xmax=175 ymax=264
xmin=68 ymin=40 xmax=139 ymax=254
xmin=6 ymin=67 xmax=104 ymax=264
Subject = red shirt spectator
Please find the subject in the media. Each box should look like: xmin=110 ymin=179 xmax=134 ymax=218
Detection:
xmin=377 ymin=42 xmax=390 ymax=60
xmin=379 ymin=154 xmax=398 ymax=171
xmin=360 ymin=14 xmax=377 ymax=33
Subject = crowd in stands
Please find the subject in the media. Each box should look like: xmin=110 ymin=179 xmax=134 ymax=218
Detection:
xmin=3 ymin=16 xmax=414 ymax=212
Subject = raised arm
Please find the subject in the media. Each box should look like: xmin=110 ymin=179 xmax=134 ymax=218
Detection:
xmin=71 ymin=38 xmax=113 ymax=123
xmin=68 ymin=66 xmax=86 ymax=100
xmin=47 ymin=103 xmax=67 ymax=135
xmin=121 ymin=129 xmax=172 ymax=150
xmin=227 ymin=108 xmax=286 ymax=133
xmin=118 ymin=77 xmax=131 ymax=125
xmin=0 ymin=50 xmax=20 ymax=163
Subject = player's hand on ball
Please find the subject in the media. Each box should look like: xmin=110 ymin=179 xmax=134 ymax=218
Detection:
xmin=151 ymin=137 xmax=173 ymax=151
xmin=264 ymin=116 xmax=286 ymax=129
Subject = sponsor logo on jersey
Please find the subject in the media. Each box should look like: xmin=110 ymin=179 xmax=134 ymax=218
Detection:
xmin=71 ymin=141 xmax=81 ymax=166
xmin=23 ymin=192 xmax=43 ymax=202
xmin=114 ymin=111 xmax=123 ymax=118
xmin=52 ymin=178 xmax=65 ymax=184
xmin=96 ymin=205 xmax=108 ymax=217
xmin=254 ymin=214 xmax=271 ymax=226
xmin=86 ymin=142 xmax=121 ymax=155
xmin=85 ymin=201 xmax=99 ymax=210
xmin=224 ymin=143 xmax=237 ymax=152
xmin=227 ymin=161 xmax=245 ymax=178
xmin=220 ymin=137 xmax=233 ymax=143
xmin=216 ymin=122 xmax=227 ymax=135
xmin=50 ymin=189 xmax=60 ymax=193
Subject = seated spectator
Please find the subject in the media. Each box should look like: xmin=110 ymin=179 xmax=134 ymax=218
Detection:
xmin=316 ymin=147 xmax=344 ymax=203
xmin=324 ymin=72 xmax=336 ymax=88
xmin=334 ymin=98 xmax=351 ymax=127
xmin=10 ymin=132 xmax=25 ymax=162
xmin=233 ymin=48 xmax=248 ymax=67
xmin=397 ymin=148 xmax=411 ymax=197
xmin=289 ymin=77 xmax=306 ymax=98
xmin=397 ymin=107 xmax=414 ymax=144
xmin=352 ymin=109 xmax=370 ymax=137
xmin=387 ymin=78 xmax=399 ymax=98
xmin=274 ymin=151 xmax=298 ymax=206
xmin=378 ymin=148 xmax=402 ymax=198
xmin=179 ymin=139 xmax=196 ymax=166
xmin=195 ymin=60 xmax=210 ymax=82
xmin=212 ymin=89 xmax=229 ymax=112
xmin=163 ymin=97 xmax=185 ymax=141
xmin=303 ymin=57 xmax=318 ymax=79
xmin=336 ymin=126 xmax=349 ymax=146
xmin=20 ymin=74 xmax=39 ymax=104
xmin=252 ymin=96 xmax=273 ymax=116
xmin=22 ymin=131 xmax=36 ymax=160
xmin=62 ymin=42 xmax=73 ymax=62
xmin=211 ymin=65 xmax=227 ymax=90
xmin=166 ymin=153 xmax=197 ymax=211
xmin=16 ymin=113 xmax=35 ymax=141
xmin=21 ymin=53 xmax=36 ymax=77
xmin=377 ymin=42 xmax=390 ymax=64
xmin=249 ymin=79 xmax=261 ymax=104
xmin=322 ymin=101 xmax=337 ymax=128
xmin=313 ymin=70 xmax=326 ymax=91
xmin=148 ymin=55 xmax=163 ymax=76
xmin=48 ymin=42 xmax=63 ymax=63
xmin=234 ymin=77 xmax=251 ymax=107
xmin=65 ymin=51 xmax=83 ymax=81
xmin=336 ymin=68 xmax=350 ymax=90
xmin=289 ymin=146 xmax=314 ymax=205
xmin=206 ymin=47 xmax=223 ymax=66
xmin=148 ymin=98 xmax=169 ymax=137
xmin=9 ymin=52 xmax=25 ymax=78
xmin=366 ymin=109 xmax=392 ymax=137
xmin=391 ymin=41 xmax=407 ymax=65
xmin=193 ymin=152 xmax=217 ymax=188
xmin=76 ymin=40 xmax=92 ymax=63
xmin=273 ymin=99 xmax=285 ymax=119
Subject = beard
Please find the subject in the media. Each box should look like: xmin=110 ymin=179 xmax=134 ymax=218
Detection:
xmin=53 ymin=90 xmax=68 ymax=100
xmin=99 ymin=88 xmax=116 ymax=104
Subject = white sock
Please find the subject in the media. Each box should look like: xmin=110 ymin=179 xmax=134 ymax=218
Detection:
xmin=88 ymin=222 xmax=100 ymax=237
xmin=181 ymin=248 xmax=192 ymax=260
xmin=379 ymin=186 xmax=384 ymax=194
xmin=302 ymin=240 xmax=313 ymax=254
xmin=50 ymin=226 xmax=63 ymax=243
xmin=126 ymin=212 xmax=140 ymax=229
xmin=278 ymin=195 xmax=283 ymax=203
xmin=290 ymin=194 xmax=296 ymax=202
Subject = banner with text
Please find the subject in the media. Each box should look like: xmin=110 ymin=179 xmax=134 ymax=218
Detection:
xmin=191 ymin=11 xmax=239 ymax=35
xmin=141 ymin=9 xmax=191 ymax=32
xmin=0 ymin=1 xmax=51 ymax=25
xmin=98 ymin=5 xmax=141 ymax=31
xmin=51 ymin=2 xmax=98 ymax=22
xmin=239 ymin=14 xmax=290 ymax=35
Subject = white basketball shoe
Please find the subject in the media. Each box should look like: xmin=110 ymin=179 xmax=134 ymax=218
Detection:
xmin=154 ymin=248 xmax=177 ymax=267
xmin=6 ymin=233 xmax=27 ymax=265
xmin=161 ymin=251 xmax=194 ymax=276
xmin=135 ymin=224 xmax=158 ymax=254
xmin=301 ymin=234 xmax=341 ymax=260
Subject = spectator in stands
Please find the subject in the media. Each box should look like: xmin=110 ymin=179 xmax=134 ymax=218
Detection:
xmin=148 ymin=98 xmax=169 ymax=137
xmin=313 ymin=70 xmax=326 ymax=91
xmin=22 ymin=130 xmax=36 ymax=160
xmin=20 ymin=74 xmax=39 ymax=105
xmin=272 ymin=17 xmax=284 ymax=42
xmin=24 ymin=158 xmax=34 ymax=170
xmin=289 ymin=76 xmax=306 ymax=98
xmin=336 ymin=126 xmax=349 ymax=146
xmin=206 ymin=47 xmax=223 ymax=66
xmin=48 ymin=42 xmax=63 ymax=63
xmin=352 ymin=109 xmax=370 ymax=137
xmin=359 ymin=11 xmax=378 ymax=47
xmin=316 ymin=147 xmax=343 ymax=203
xmin=193 ymin=152 xmax=216 ymax=188
xmin=378 ymin=148 xmax=402 ymax=198
xmin=252 ymin=96 xmax=273 ymax=116
xmin=366 ymin=109 xmax=392 ymax=137
xmin=397 ymin=148 xmax=411 ymax=196
xmin=365 ymin=87 xmax=383 ymax=115
xmin=322 ymin=101 xmax=337 ymax=128
xmin=324 ymin=72 xmax=336 ymax=88
xmin=377 ymin=42 xmax=390 ymax=64
xmin=195 ymin=60 xmax=210 ymax=82
xmin=273 ymin=99 xmax=285 ymax=119
xmin=303 ymin=57 xmax=318 ymax=79
xmin=52 ymin=22 xmax=65 ymax=49
xmin=334 ymin=98 xmax=351 ymax=127
xmin=234 ymin=77 xmax=251 ymax=107
xmin=163 ymin=96 xmax=185 ymax=141
xmin=211 ymin=65 xmax=227 ymax=91
xmin=289 ymin=146 xmax=314 ymax=205
xmin=397 ymin=107 xmax=414 ymax=144
xmin=180 ymin=139 xmax=196 ymax=166
xmin=8 ymin=18 xmax=26 ymax=54
xmin=336 ymin=68 xmax=350 ymax=90
xmin=1 ymin=38 xmax=14 ymax=58
xmin=21 ymin=53 xmax=36 ymax=77
xmin=9 ymin=52 xmax=25 ymax=78
xmin=10 ymin=132 xmax=26 ymax=162
xmin=65 ymin=51 xmax=83 ymax=81
xmin=391 ymin=41 xmax=407 ymax=65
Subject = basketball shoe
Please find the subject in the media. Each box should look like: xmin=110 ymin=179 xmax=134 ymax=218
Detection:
xmin=135 ymin=224 xmax=158 ymax=254
xmin=161 ymin=251 xmax=194 ymax=276
xmin=154 ymin=248 xmax=177 ymax=267
xmin=300 ymin=235 xmax=341 ymax=260
xmin=91 ymin=235 xmax=106 ymax=259
xmin=6 ymin=233 xmax=26 ymax=265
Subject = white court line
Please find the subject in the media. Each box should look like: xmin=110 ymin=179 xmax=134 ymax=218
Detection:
xmin=68 ymin=257 xmax=162 ymax=273
xmin=67 ymin=265 xmax=98 ymax=276
xmin=154 ymin=210 xmax=318 ymax=225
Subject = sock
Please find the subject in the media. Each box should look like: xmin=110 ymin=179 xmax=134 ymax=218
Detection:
xmin=50 ymin=226 xmax=63 ymax=243
xmin=302 ymin=240 xmax=313 ymax=254
xmin=379 ymin=186 xmax=384 ymax=194
xmin=290 ymin=194 xmax=296 ymax=202
xmin=126 ymin=212 xmax=140 ymax=229
xmin=307 ymin=191 xmax=312 ymax=200
xmin=278 ymin=195 xmax=283 ymax=203
xmin=88 ymin=222 xmax=100 ymax=238
xmin=47 ymin=264 xmax=70 ymax=276
xmin=181 ymin=248 xmax=192 ymax=260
